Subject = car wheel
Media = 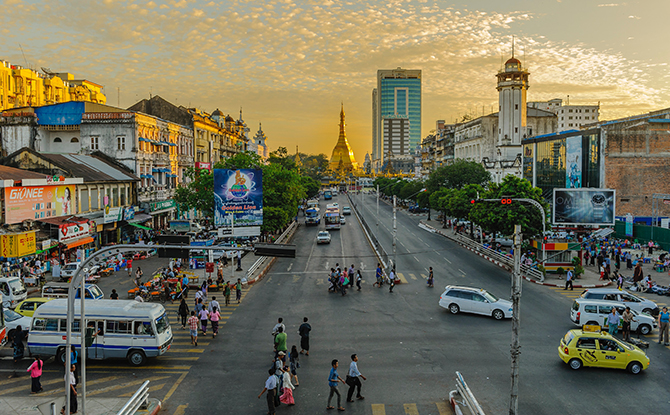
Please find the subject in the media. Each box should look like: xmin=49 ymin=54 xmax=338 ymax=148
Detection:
xmin=642 ymin=308 xmax=654 ymax=316
xmin=492 ymin=309 xmax=505 ymax=320
xmin=627 ymin=361 xmax=643 ymax=374
xmin=448 ymin=304 xmax=460 ymax=314
xmin=56 ymin=347 xmax=66 ymax=364
xmin=127 ymin=350 xmax=147 ymax=366
xmin=638 ymin=324 xmax=652 ymax=335
xmin=568 ymin=358 xmax=582 ymax=370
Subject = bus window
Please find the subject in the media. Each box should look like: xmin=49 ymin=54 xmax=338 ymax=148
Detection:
xmin=134 ymin=321 xmax=154 ymax=336
xmin=45 ymin=319 xmax=59 ymax=331
xmin=59 ymin=319 xmax=81 ymax=332
xmin=107 ymin=321 xmax=131 ymax=334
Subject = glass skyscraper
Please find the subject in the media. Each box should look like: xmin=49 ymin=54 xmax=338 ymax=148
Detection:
xmin=373 ymin=68 xmax=421 ymax=171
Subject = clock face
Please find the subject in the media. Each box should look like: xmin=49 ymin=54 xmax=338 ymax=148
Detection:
xmin=592 ymin=195 xmax=606 ymax=204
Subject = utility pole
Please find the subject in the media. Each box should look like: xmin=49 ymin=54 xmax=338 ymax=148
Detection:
xmin=509 ymin=224 xmax=522 ymax=415
xmin=392 ymin=195 xmax=397 ymax=271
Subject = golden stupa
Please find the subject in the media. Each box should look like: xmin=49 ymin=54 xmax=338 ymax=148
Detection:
xmin=329 ymin=103 xmax=358 ymax=171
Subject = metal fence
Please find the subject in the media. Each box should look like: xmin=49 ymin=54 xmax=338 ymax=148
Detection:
xmin=449 ymin=371 xmax=486 ymax=415
xmin=348 ymin=194 xmax=390 ymax=272
xmin=246 ymin=220 xmax=297 ymax=279
xmin=117 ymin=380 xmax=150 ymax=415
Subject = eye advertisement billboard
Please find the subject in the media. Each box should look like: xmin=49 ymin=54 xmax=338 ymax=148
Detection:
xmin=213 ymin=169 xmax=263 ymax=228
xmin=4 ymin=185 xmax=76 ymax=224
xmin=565 ymin=135 xmax=582 ymax=189
xmin=553 ymin=188 xmax=616 ymax=226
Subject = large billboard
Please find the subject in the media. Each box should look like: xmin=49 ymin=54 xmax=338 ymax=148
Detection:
xmin=213 ymin=169 xmax=263 ymax=227
xmin=553 ymin=188 xmax=616 ymax=226
xmin=565 ymin=135 xmax=582 ymax=188
xmin=4 ymin=185 xmax=75 ymax=224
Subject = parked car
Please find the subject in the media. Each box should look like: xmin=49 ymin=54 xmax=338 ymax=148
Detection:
xmin=438 ymin=285 xmax=513 ymax=320
xmin=579 ymin=288 xmax=659 ymax=316
xmin=3 ymin=307 xmax=31 ymax=340
xmin=570 ymin=298 xmax=656 ymax=335
xmin=14 ymin=297 xmax=53 ymax=318
xmin=317 ymin=231 xmax=331 ymax=244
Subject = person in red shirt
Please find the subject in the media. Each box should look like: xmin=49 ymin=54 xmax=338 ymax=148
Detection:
xmin=187 ymin=311 xmax=199 ymax=346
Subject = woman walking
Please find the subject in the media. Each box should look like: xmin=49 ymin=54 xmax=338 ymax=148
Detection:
xmin=289 ymin=345 xmax=300 ymax=387
xmin=178 ymin=298 xmax=189 ymax=329
xmin=210 ymin=306 xmax=221 ymax=338
xmin=198 ymin=306 xmax=210 ymax=336
xmin=279 ymin=366 xmax=295 ymax=405
xmin=27 ymin=355 xmax=43 ymax=393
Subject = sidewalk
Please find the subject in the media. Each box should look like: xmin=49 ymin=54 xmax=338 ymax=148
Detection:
xmin=0 ymin=397 xmax=161 ymax=415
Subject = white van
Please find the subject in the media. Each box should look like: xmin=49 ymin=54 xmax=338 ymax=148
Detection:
xmin=60 ymin=262 xmax=82 ymax=281
xmin=0 ymin=277 xmax=28 ymax=309
xmin=570 ymin=298 xmax=657 ymax=335
xmin=579 ymin=288 xmax=659 ymax=316
xmin=28 ymin=299 xmax=172 ymax=366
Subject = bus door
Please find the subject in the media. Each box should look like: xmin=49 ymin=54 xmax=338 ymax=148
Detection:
xmin=88 ymin=321 xmax=106 ymax=359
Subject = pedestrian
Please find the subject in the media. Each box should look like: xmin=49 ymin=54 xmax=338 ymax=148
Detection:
xmin=178 ymin=298 xmax=189 ymax=329
xmin=565 ymin=269 xmax=574 ymax=290
xmin=599 ymin=264 xmax=605 ymax=280
xmin=298 ymin=317 xmax=311 ymax=356
xmin=210 ymin=306 xmax=221 ymax=338
xmin=355 ymin=271 xmax=362 ymax=291
xmin=258 ymin=368 xmax=278 ymax=415
xmin=427 ymin=267 xmax=434 ymax=288
xmin=199 ymin=306 xmax=210 ymax=336
xmin=272 ymin=318 xmax=285 ymax=336
xmin=208 ymin=296 xmax=220 ymax=313
xmin=126 ymin=258 xmax=133 ymax=278
xmin=607 ymin=307 xmax=621 ymax=336
xmin=346 ymin=354 xmax=366 ymax=402
xmin=274 ymin=326 xmax=287 ymax=358
xmin=27 ymin=355 xmax=43 ymax=394
xmin=135 ymin=266 xmax=143 ymax=283
xmin=617 ymin=272 xmax=623 ymax=289
xmin=327 ymin=359 xmax=346 ymax=411
xmin=289 ymin=345 xmax=300 ymax=387
xmin=182 ymin=274 xmax=190 ymax=298
xmin=374 ymin=263 xmax=383 ymax=288
xmin=275 ymin=351 xmax=285 ymax=373
xmin=61 ymin=364 xmax=77 ymax=415
xmin=237 ymin=250 xmax=242 ymax=270
xmin=389 ymin=269 xmax=396 ymax=293
xmin=348 ymin=264 xmax=355 ymax=288
xmin=224 ymin=283 xmax=231 ymax=306
xmin=279 ymin=366 xmax=295 ymax=405
xmin=70 ymin=345 xmax=80 ymax=385
xmin=622 ymin=307 xmax=635 ymax=342
xmin=13 ymin=325 xmax=25 ymax=363
xmin=110 ymin=289 xmax=119 ymax=299
xmin=188 ymin=311 xmax=199 ymax=346
xmin=163 ymin=280 xmax=173 ymax=303
xmin=658 ymin=307 xmax=670 ymax=346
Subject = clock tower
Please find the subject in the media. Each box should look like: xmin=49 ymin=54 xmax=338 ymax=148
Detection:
xmin=496 ymin=53 xmax=529 ymax=159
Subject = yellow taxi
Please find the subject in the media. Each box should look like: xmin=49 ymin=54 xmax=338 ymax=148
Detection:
xmin=14 ymin=297 xmax=53 ymax=318
xmin=558 ymin=325 xmax=650 ymax=374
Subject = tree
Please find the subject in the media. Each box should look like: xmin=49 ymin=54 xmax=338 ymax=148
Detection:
xmin=429 ymin=188 xmax=453 ymax=228
xmin=468 ymin=175 xmax=548 ymax=238
xmin=262 ymin=206 xmax=288 ymax=233
xmin=426 ymin=159 xmax=491 ymax=192
xmin=399 ymin=181 xmax=424 ymax=202
xmin=301 ymin=176 xmax=321 ymax=199
xmin=174 ymin=167 xmax=215 ymax=217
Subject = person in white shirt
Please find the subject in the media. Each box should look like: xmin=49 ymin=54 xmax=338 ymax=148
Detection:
xmin=272 ymin=318 xmax=285 ymax=336
xmin=134 ymin=294 xmax=144 ymax=302
xmin=208 ymin=297 xmax=221 ymax=313
xmin=389 ymin=269 xmax=396 ymax=293
xmin=346 ymin=354 xmax=366 ymax=401
xmin=258 ymin=368 xmax=279 ymax=415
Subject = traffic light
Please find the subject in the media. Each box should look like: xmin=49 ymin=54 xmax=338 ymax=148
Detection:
xmin=501 ymin=198 xmax=513 ymax=205
xmin=470 ymin=199 xmax=477 ymax=204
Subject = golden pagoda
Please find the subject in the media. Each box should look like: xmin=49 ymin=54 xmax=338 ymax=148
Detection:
xmin=329 ymin=103 xmax=359 ymax=172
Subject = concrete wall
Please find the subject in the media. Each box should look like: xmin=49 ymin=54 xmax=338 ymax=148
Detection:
xmin=80 ymin=121 xmax=137 ymax=172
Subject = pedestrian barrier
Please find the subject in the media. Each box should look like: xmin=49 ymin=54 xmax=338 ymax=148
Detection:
xmin=449 ymin=371 xmax=486 ymax=415
xmin=348 ymin=194 xmax=390 ymax=274
xmin=246 ymin=220 xmax=297 ymax=280
xmin=116 ymin=380 xmax=150 ymax=415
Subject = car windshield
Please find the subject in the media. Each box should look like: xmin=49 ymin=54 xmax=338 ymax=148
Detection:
xmin=63 ymin=264 xmax=78 ymax=271
xmin=3 ymin=308 xmax=22 ymax=322
xmin=617 ymin=339 xmax=635 ymax=351
xmin=8 ymin=279 xmax=25 ymax=295
xmin=482 ymin=291 xmax=499 ymax=302
xmin=155 ymin=312 xmax=170 ymax=335
xmin=563 ymin=331 xmax=575 ymax=346
xmin=88 ymin=285 xmax=103 ymax=298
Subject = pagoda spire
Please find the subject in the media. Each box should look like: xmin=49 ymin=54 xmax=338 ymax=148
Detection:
xmin=329 ymin=103 xmax=358 ymax=172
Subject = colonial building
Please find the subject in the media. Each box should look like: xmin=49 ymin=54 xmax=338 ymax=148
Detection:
xmin=528 ymin=98 xmax=600 ymax=132
xmin=251 ymin=122 xmax=269 ymax=160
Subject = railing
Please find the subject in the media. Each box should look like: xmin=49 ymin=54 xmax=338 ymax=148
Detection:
xmin=348 ymin=193 xmax=390 ymax=273
xmin=116 ymin=380 xmax=150 ymax=415
xmin=449 ymin=371 xmax=486 ymax=415
xmin=246 ymin=220 xmax=297 ymax=279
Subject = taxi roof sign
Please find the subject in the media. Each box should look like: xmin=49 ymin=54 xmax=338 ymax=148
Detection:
xmin=582 ymin=324 xmax=601 ymax=333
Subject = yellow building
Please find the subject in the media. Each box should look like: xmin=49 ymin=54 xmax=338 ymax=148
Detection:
xmin=0 ymin=60 xmax=106 ymax=111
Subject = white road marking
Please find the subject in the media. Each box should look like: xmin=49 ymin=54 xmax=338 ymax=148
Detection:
xmin=458 ymin=269 xmax=466 ymax=275
xmin=304 ymin=237 xmax=316 ymax=272
xmin=287 ymin=263 xmax=293 ymax=272
xmin=414 ymin=255 xmax=420 ymax=262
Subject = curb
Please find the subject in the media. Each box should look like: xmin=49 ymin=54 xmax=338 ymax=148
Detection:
xmin=147 ymin=399 xmax=162 ymax=415
xmin=521 ymin=275 xmax=613 ymax=288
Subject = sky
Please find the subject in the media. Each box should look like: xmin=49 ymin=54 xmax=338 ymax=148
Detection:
xmin=1 ymin=0 xmax=669 ymax=162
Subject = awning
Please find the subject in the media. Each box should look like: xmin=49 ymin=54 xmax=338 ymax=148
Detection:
xmin=127 ymin=213 xmax=152 ymax=224
xmin=65 ymin=236 xmax=94 ymax=249
xmin=129 ymin=223 xmax=152 ymax=231
xmin=150 ymin=207 xmax=175 ymax=216
xmin=592 ymin=228 xmax=615 ymax=238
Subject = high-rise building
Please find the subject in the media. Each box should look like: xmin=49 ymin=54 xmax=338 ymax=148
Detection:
xmin=372 ymin=68 xmax=421 ymax=172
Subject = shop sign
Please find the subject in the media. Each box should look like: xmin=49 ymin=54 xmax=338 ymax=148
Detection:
xmin=195 ymin=162 xmax=211 ymax=171
xmin=59 ymin=222 xmax=91 ymax=243
xmin=0 ymin=231 xmax=37 ymax=258
xmin=104 ymin=206 xmax=122 ymax=224
xmin=4 ymin=185 xmax=76 ymax=224
xmin=151 ymin=199 xmax=176 ymax=212
xmin=123 ymin=206 xmax=136 ymax=221
xmin=41 ymin=239 xmax=54 ymax=251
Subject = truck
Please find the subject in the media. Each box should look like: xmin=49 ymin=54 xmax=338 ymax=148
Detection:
xmin=169 ymin=220 xmax=203 ymax=233
xmin=305 ymin=207 xmax=321 ymax=225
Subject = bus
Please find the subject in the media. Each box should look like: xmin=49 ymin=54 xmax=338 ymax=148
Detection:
xmin=324 ymin=205 xmax=341 ymax=230
xmin=28 ymin=299 xmax=172 ymax=366
xmin=305 ymin=207 xmax=321 ymax=225
xmin=0 ymin=293 xmax=6 ymax=346
xmin=324 ymin=190 xmax=332 ymax=200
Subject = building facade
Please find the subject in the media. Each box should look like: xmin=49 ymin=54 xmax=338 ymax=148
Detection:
xmin=529 ymin=98 xmax=600 ymax=132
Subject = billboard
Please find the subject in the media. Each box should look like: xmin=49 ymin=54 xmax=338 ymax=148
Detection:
xmin=4 ymin=185 xmax=75 ymax=224
xmin=0 ymin=231 xmax=37 ymax=258
xmin=553 ymin=188 xmax=616 ymax=226
xmin=565 ymin=136 xmax=582 ymax=188
xmin=213 ymin=169 xmax=263 ymax=227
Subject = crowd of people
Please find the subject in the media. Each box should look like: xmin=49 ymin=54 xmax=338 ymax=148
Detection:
xmin=327 ymin=263 xmax=362 ymax=295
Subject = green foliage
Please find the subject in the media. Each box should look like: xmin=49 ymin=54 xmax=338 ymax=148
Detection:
xmin=262 ymin=206 xmax=289 ymax=233
xmin=556 ymin=267 xmax=565 ymax=277
xmin=416 ymin=189 xmax=431 ymax=208
xmin=301 ymin=176 xmax=321 ymax=199
xmin=448 ymin=184 xmax=483 ymax=220
xmin=294 ymin=153 xmax=330 ymax=180
xmin=425 ymin=159 xmax=491 ymax=192
xmin=262 ymin=162 xmax=306 ymax=222
xmin=429 ymin=188 xmax=453 ymax=214
xmin=399 ymin=181 xmax=425 ymax=202
xmin=217 ymin=151 xmax=262 ymax=170
xmin=268 ymin=146 xmax=297 ymax=171
xmin=174 ymin=167 xmax=215 ymax=217
xmin=468 ymin=175 xmax=548 ymax=238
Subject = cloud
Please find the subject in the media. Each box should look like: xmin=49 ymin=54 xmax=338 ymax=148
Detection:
xmin=628 ymin=15 xmax=641 ymax=19
xmin=597 ymin=3 xmax=620 ymax=6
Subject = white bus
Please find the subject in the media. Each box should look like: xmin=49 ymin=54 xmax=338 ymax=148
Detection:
xmin=28 ymin=299 xmax=172 ymax=366
xmin=324 ymin=206 xmax=341 ymax=230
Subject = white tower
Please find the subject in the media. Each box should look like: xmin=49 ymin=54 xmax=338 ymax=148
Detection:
xmin=496 ymin=52 xmax=529 ymax=158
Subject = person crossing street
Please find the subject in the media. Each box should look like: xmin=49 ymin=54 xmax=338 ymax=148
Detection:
xmin=346 ymin=354 xmax=366 ymax=402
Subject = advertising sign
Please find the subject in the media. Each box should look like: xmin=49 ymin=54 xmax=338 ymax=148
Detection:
xmin=103 ymin=206 xmax=122 ymax=224
xmin=553 ymin=188 xmax=616 ymax=226
xmin=213 ymin=169 xmax=263 ymax=227
xmin=0 ymin=231 xmax=37 ymax=258
xmin=150 ymin=199 xmax=176 ymax=213
xmin=565 ymin=135 xmax=582 ymax=189
xmin=195 ymin=162 xmax=211 ymax=171
xmin=59 ymin=221 xmax=91 ymax=243
xmin=4 ymin=185 xmax=75 ymax=224
xmin=625 ymin=214 xmax=634 ymax=237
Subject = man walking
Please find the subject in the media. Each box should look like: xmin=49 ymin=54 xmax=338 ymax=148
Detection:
xmin=274 ymin=327 xmax=287 ymax=358
xmin=427 ymin=267 xmax=434 ymax=288
xmin=236 ymin=278 xmax=242 ymax=303
xmin=658 ymin=307 xmax=670 ymax=346
xmin=298 ymin=317 xmax=311 ymax=356
xmin=565 ymin=269 xmax=574 ymax=291
xmin=622 ymin=307 xmax=635 ymax=342
xmin=389 ymin=268 xmax=396 ymax=293
xmin=258 ymin=368 xmax=278 ymax=415
xmin=188 ymin=311 xmax=199 ymax=346
xmin=327 ymin=359 xmax=346 ymax=411
xmin=374 ymin=263 xmax=383 ymax=288
xmin=346 ymin=354 xmax=366 ymax=402
xmin=607 ymin=307 xmax=621 ymax=336
xmin=208 ymin=296 xmax=220 ymax=313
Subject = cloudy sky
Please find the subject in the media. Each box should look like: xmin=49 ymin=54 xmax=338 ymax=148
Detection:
xmin=1 ymin=0 xmax=669 ymax=161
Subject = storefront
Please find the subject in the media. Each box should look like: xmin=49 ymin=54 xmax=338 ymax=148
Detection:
xmin=150 ymin=199 xmax=177 ymax=230
xmin=37 ymin=217 xmax=95 ymax=263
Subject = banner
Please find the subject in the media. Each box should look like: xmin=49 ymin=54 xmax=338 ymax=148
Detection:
xmin=0 ymin=231 xmax=37 ymax=258
xmin=104 ymin=206 xmax=122 ymax=224
xmin=553 ymin=188 xmax=616 ymax=226
xmin=565 ymin=136 xmax=582 ymax=189
xmin=59 ymin=221 xmax=91 ymax=243
xmin=4 ymin=185 xmax=75 ymax=224
xmin=213 ymin=169 xmax=263 ymax=227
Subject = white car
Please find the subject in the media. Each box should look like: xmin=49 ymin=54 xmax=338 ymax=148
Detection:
xmin=570 ymin=299 xmax=657 ymax=335
xmin=580 ymin=288 xmax=659 ymax=316
xmin=439 ymin=285 xmax=513 ymax=320
xmin=317 ymin=231 xmax=331 ymax=244
xmin=3 ymin=307 xmax=31 ymax=339
xmin=342 ymin=206 xmax=352 ymax=215
xmin=340 ymin=216 xmax=346 ymax=225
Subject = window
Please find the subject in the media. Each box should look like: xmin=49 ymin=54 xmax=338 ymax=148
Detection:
xmin=576 ymin=338 xmax=596 ymax=349
xmin=54 ymin=137 xmax=62 ymax=143
xmin=71 ymin=137 xmax=79 ymax=143
xmin=569 ymin=109 xmax=573 ymax=113
xmin=33 ymin=318 xmax=59 ymax=332
xmin=117 ymin=136 xmax=126 ymax=150
xmin=134 ymin=321 xmax=155 ymax=336
xmin=569 ymin=116 xmax=573 ymax=120
xmin=91 ymin=136 xmax=99 ymax=150
xmin=107 ymin=321 xmax=131 ymax=334
xmin=112 ymin=187 xmax=119 ymax=207
xmin=598 ymin=339 xmax=620 ymax=352
xmin=598 ymin=305 xmax=614 ymax=315
xmin=584 ymin=305 xmax=597 ymax=313
xmin=120 ymin=187 xmax=126 ymax=206
xmin=515 ymin=127 xmax=518 ymax=133
xmin=81 ymin=189 xmax=89 ymax=212
xmin=91 ymin=188 xmax=99 ymax=210
xmin=59 ymin=319 xmax=81 ymax=332
xmin=515 ymin=104 xmax=519 ymax=110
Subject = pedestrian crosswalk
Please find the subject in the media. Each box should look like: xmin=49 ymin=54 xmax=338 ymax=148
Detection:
xmin=370 ymin=402 xmax=451 ymax=415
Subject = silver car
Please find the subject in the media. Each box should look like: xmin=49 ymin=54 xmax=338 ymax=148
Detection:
xmin=439 ymin=285 xmax=513 ymax=320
